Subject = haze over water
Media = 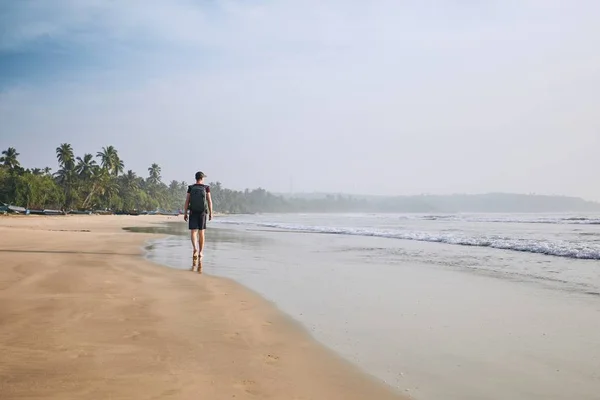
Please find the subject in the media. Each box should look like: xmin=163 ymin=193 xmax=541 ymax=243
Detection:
xmin=140 ymin=212 xmax=600 ymax=400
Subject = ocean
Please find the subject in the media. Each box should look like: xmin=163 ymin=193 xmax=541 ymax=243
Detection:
xmin=136 ymin=212 xmax=600 ymax=400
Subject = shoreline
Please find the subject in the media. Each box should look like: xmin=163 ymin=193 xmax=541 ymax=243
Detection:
xmin=0 ymin=215 xmax=407 ymax=399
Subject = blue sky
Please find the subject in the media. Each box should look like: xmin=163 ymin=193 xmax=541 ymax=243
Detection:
xmin=1 ymin=1 xmax=600 ymax=199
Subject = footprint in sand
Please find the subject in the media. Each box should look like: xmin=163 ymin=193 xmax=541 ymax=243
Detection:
xmin=239 ymin=300 xmax=251 ymax=310
xmin=264 ymin=354 xmax=280 ymax=364
xmin=69 ymin=349 xmax=90 ymax=359
xmin=224 ymin=332 xmax=240 ymax=340
xmin=160 ymin=389 xmax=181 ymax=396
xmin=124 ymin=331 xmax=141 ymax=340
xmin=234 ymin=380 xmax=260 ymax=396
xmin=72 ymin=311 xmax=94 ymax=321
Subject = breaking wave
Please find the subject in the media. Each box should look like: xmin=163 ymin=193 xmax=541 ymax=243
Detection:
xmin=403 ymin=215 xmax=600 ymax=224
xmin=219 ymin=221 xmax=600 ymax=260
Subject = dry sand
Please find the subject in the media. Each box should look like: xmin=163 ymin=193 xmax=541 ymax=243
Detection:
xmin=0 ymin=215 xmax=406 ymax=400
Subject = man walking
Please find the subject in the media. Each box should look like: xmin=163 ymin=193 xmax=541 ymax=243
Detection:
xmin=183 ymin=171 xmax=213 ymax=268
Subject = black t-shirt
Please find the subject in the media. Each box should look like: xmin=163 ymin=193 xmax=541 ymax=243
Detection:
xmin=187 ymin=184 xmax=210 ymax=194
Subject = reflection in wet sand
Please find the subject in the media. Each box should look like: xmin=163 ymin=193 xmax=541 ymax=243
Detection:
xmin=124 ymin=224 xmax=270 ymax=272
xmin=192 ymin=260 xmax=203 ymax=274
xmin=124 ymin=223 xmax=270 ymax=246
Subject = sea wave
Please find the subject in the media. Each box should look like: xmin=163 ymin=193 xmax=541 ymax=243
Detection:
xmin=218 ymin=221 xmax=600 ymax=260
xmin=401 ymin=215 xmax=600 ymax=225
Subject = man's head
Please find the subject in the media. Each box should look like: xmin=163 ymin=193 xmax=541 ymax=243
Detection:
xmin=195 ymin=171 xmax=206 ymax=182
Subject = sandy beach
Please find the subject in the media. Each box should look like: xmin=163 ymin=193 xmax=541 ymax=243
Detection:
xmin=0 ymin=215 xmax=406 ymax=400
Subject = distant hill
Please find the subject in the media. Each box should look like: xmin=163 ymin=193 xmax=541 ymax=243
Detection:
xmin=275 ymin=192 xmax=600 ymax=213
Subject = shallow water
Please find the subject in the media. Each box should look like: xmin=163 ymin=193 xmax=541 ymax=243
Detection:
xmin=129 ymin=213 xmax=600 ymax=400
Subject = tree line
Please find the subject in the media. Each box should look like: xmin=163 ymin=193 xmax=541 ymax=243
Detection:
xmin=0 ymin=145 xmax=316 ymax=214
xmin=0 ymin=145 xmax=189 ymax=212
xmin=3 ymin=146 xmax=599 ymax=214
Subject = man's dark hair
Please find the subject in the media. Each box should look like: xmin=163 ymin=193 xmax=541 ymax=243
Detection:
xmin=195 ymin=171 xmax=206 ymax=181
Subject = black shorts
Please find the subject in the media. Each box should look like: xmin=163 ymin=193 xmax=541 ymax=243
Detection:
xmin=188 ymin=212 xmax=207 ymax=230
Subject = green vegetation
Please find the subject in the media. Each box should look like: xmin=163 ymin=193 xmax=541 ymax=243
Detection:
xmin=0 ymin=144 xmax=289 ymax=214
xmin=1 ymin=145 xmax=187 ymax=212
xmin=2 ymin=145 xmax=600 ymax=214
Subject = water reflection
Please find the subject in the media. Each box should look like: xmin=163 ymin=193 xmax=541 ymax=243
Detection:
xmin=123 ymin=222 xmax=270 ymax=246
xmin=123 ymin=223 xmax=271 ymax=271
xmin=192 ymin=259 xmax=203 ymax=274
xmin=123 ymin=222 xmax=188 ymax=236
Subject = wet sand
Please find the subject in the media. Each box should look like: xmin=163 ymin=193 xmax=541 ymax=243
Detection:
xmin=143 ymin=222 xmax=600 ymax=400
xmin=0 ymin=215 xmax=406 ymax=400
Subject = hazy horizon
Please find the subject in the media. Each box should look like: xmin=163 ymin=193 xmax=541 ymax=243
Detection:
xmin=2 ymin=1 xmax=599 ymax=200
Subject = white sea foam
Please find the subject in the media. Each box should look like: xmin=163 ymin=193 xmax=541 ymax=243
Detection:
xmin=218 ymin=220 xmax=600 ymax=260
xmin=391 ymin=215 xmax=600 ymax=224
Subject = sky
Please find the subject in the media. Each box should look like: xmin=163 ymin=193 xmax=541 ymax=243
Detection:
xmin=1 ymin=0 xmax=599 ymax=200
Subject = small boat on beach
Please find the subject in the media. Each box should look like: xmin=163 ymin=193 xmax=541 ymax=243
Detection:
xmin=69 ymin=210 xmax=93 ymax=215
xmin=7 ymin=205 xmax=29 ymax=215
xmin=94 ymin=210 xmax=114 ymax=215
xmin=43 ymin=209 xmax=63 ymax=216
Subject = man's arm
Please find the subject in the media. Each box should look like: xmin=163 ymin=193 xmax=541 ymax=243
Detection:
xmin=183 ymin=193 xmax=190 ymax=221
xmin=206 ymin=192 xmax=213 ymax=220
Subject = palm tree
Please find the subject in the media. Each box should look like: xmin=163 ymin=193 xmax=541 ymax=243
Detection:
xmin=117 ymin=170 xmax=141 ymax=211
xmin=97 ymin=146 xmax=114 ymax=171
xmin=97 ymin=146 xmax=124 ymax=176
xmin=81 ymin=167 xmax=117 ymax=209
xmin=114 ymin=157 xmax=124 ymax=176
xmin=168 ymin=180 xmax=179 ymax=191
xmin=121 ymin=170 xmax=139 ymax=191
xmin=55 ymin=143 xmax=76 ymax=209
xmin=75 ymin=154 xmax=98 ymax=208
xmin=210 ymin=181 xmax=223 ymax=209
xmin=55 ymin=143 xmax=75 ymax=187
xmin=147 ymin=163 xmax=161 ymax=186
xmin=56 ymin=143 xmax=74 ymax=170
xmin=76 ymin=154 xmax=98 ymax=180
xmin=1 ymin=147 xmax=21 ymax=170
xmin=96 ymin=168 xmax=120 ymax=209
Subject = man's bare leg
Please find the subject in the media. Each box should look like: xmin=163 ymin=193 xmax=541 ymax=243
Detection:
xmin=198 ymin=229 xmax=205 ymax=258
xmin=191 ymin=229 xmax=199 ymax=266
